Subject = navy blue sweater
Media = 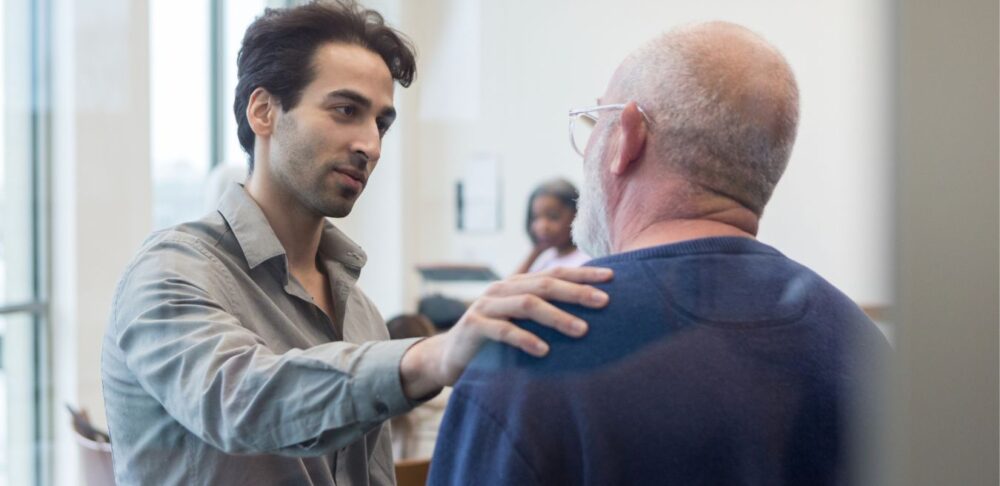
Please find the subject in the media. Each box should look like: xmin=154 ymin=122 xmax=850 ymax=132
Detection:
xmin=429 ymin=237 xmax=888 ymax=486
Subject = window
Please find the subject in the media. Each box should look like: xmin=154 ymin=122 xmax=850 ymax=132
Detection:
xmin=221 ymin=0 xmax=269 ymax=169
xmin=150 ymin=0 xmax=276 ymax=229
xmin=0 ymin=0 xmax=49 ymax=485
xmin=150 ymin=0 xmax=212 ymax=229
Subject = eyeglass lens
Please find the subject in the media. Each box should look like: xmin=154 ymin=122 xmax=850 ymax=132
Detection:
xmin=571 ymin=114 xmax=597 ymax=156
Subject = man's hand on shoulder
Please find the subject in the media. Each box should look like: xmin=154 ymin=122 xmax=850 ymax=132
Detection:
xmin=399 ymin=266 xmax=613 ymax=399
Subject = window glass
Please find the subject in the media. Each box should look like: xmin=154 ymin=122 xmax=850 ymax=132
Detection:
xmin=0 ymin=0 xmax=45 ymax=483
xmin=150 ymin=0 xmax=212 ymax=229
xmin=0 ymin=0 xmax=33 ymax=308
xmin=221 ymin=0 xmax=268 ymax=168
xmin=1 ymin=313 xmax=40 ymax=486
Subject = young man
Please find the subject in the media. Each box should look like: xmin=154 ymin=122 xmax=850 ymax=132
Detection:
xmin=430 ymin=22 xmax=890 ymax=485
xmin=101 ymin=2 xmax=611 ymax=484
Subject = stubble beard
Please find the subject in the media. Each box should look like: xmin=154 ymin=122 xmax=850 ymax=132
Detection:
xmin=308 ymin=169 xmax=358 ymax=219
xmin=274 ymin=118 xmax=359 ymax=219
xmin=572 ymin=135 xmax=613 ymax=258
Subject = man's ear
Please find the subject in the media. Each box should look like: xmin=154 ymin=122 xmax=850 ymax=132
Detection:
xmin=246 ymin=87 xmax=277 ymax=138
xmin=611 ymin=101 xmax=648 ymax=175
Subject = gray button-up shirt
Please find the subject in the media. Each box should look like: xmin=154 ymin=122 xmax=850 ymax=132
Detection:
xmin=102 ymin=184 xmax=422 ymax=485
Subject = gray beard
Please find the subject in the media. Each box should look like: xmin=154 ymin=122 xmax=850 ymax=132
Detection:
xmin=572 ymin=136 xmax=613 ymax=258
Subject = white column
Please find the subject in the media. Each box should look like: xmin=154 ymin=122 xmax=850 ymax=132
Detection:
xmin=51 ymin=0 xmax=151 ymax=484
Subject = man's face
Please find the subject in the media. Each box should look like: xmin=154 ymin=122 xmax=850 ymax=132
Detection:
xmin=572 ymin=105 xmax=614 ymax=258
xmin=268 ymin=42 xmax=396 ymax=218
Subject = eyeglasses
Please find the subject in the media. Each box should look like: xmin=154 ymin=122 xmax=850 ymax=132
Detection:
xmin=568 ymin=103 xmax=651 ymax=157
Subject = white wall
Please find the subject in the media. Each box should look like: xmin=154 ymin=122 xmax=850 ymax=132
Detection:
xmin=360 ymin=0 xmax=893 ymax=315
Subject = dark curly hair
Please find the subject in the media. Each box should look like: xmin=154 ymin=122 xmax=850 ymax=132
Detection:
xmin=234 ymin=0 xmax=416 ymax=171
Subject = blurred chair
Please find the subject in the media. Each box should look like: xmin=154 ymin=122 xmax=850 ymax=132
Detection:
xmin=66 ymin=405 xmax=114 ymax=486
xmin=395 ymin=458 xmax=430 ymax=486
xmin=860 ymin=304 xmax=891 ymax=322
xmin=860 ymin=304 xmax=894 ymax=343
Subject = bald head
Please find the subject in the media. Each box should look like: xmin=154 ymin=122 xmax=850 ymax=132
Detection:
xmin=609 ymin=22 xmax=799 ymax=214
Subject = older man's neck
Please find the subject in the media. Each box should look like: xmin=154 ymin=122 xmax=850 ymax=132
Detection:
xmin=613 ymin=191 xmax=759 ymax=253
xmin=619 ymin=218 xmax=756 ymax=252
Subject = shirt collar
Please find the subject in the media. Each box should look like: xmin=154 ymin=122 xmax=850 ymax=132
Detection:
xmin=318 ymin=219 xmax=368 ymax=274
xmin=217 ymin=182 xmax=368 ymax=272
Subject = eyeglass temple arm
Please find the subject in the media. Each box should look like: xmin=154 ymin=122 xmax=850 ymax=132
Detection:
xmin=568 ymin=103 xmax=652 ymax=124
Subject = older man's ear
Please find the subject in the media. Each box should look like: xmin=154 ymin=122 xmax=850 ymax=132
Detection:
xmin=611 ymin=101 xmax=648 ymax=175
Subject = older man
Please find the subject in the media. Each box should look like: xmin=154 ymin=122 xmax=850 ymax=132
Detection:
xmin=429 ymin=22 xmax=889 ymax=485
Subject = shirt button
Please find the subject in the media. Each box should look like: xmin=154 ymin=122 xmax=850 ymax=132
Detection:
xmin=374 ymin=402 xmax=388 ymax=414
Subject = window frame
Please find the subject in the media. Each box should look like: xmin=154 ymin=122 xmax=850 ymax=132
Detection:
xmin=0 ymin=0 xmax=52 ymax=484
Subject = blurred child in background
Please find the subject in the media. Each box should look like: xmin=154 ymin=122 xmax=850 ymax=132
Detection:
xmin=515 ymin=178 xmax=591 ymax=274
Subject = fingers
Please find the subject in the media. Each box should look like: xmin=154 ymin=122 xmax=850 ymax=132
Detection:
xmin=443 ymin=267 xmax=614 ymax=364
xmin=485 ymin=276 xmax=610 ymax=309
xmin=472 ymin=316 xmax=550 ymax=357
xmin=508 ymin=266 xmax=613 ymax=285
xmin=474 ymin=294 xmax=589 ymax=338
xmin=434 ymin=310 xmax=554 ymax=384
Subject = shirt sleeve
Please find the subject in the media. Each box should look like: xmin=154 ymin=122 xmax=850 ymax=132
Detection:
xmin=108 ymin=233 xmax=423 ymax=457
